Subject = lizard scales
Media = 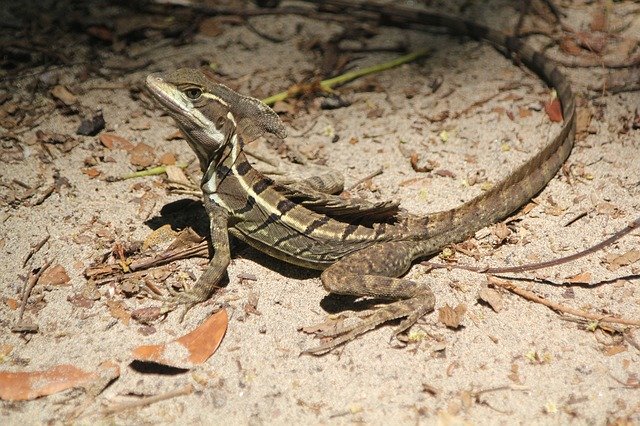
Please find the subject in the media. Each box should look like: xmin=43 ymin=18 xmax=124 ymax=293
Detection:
xmin=145 ymin=7 xmax=575 ymax=353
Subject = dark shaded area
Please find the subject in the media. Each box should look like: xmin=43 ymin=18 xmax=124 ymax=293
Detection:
xmin=129 ymin=360 xmax=189 ymax=375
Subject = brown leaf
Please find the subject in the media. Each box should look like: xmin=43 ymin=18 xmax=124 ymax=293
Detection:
xmin=438 ymin=304 xmax=466 ymax=329
xmin=575 ymin=107 xmax=592 ymax=141
xmin=99 ymin=133 xmax=134 ymax=151
xmin=132 ymin=309 xmax=228 ymax=369
xmin=39 ymin=264 xmax=70 ymax=286
xmin=199 ymin=17 xmax=225 ymax=37
xmin=544 ymin=98 xmax=563 ymax=122
xmin=164 ymin=165 xmax=190 ymax=186
xmin=559 ymin=37 xmax=583 ymax=56
xmin=129 ymin=142 xmax=155 ymax=168
xmin=159 ymin=152 xmax=176 ymax=165
xmin=492 ymin=222 xmax=511 ymax=243
xmin=0 ymin=362 xmax=120 ymax=401
xmin=565 ymin=271 xmax=592 ymax=284
xmin=518 ymin=107 xmax=532 ymax=118
xmin=604 ymin=345 xmax=626 ymax=356
xmin=81 ymin=167 xmax=101 ymax=178
xmin=478 ymin=288 xmax=503 ymax=312
xmin=590 ymin=7 xmax=607 ymax=32
xmin=143 ymin=224 xmax=178 ymax=251
xmin=604 ymin=250 xmax=640 ymax=271
xmin=106 ymin=300 xmax=131 ymax=325
xmin=50 ymin=85 xmax=77 ymax=106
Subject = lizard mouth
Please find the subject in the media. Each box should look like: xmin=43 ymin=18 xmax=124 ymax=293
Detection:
xmin=145 ymin=74 xmax=191 ymax=116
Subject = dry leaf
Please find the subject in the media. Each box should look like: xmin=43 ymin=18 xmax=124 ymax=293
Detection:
xmin=438 ymin=304 xmax=467 ymax=329
xmin=605 ymin=250 xmax=640 ymax=271
xmin=590 ymin=7 xmax=607 ymax=32
xmin=575 ymin=107 xmax=592 ymax=141
xmin=132 ymin=309 xmax=228 ymax=368
xmin=604 ymin=345 xmax=626 ymax=357
xmin=50 ymin=85 xmax=77 ymax=106
xmin=0 ymin=362 xmax=120 ymax=401
xmin=159 ymin=152 xmax=176 ymax=165
xmin=518 ymin=107 xmax=532 ymax=118
xmin=129 ymin=143 xmax=156 ymax=167
xmin=143 ymin=224 xmax=178 ymax=251
xmin=478 ymin=288 xmax=503 ymax=312
xmin=566 ymin=271 xmax=592 ymax=284
xmin=544 ymin=98 xmax=563 ymax=123
xmin=99 ymin=133 xmax=134 ymax=151
xmin=39 ymin=264 xmax=70 ymax=286
xmin=106 ymin=300 xmax=131 ymax=325
xmin=165 ymin=165 xmax=190 ymax=186
xmin=82 ymin=167 xmax=101 ymax=178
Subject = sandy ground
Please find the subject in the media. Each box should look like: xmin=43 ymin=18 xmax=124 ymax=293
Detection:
xmin=1 ymin=0 xmax=639 ymax=424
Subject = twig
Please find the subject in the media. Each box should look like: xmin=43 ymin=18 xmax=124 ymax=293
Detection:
xmin=129 ymin=241 xmax=209 ymax=272
xmin=101 ymin=385 xmax=193 ymax=416
xmin=487 ymin=276 xmax=640 ymax=327
xmin=22 ymin=235 xmax=50 ymax=267
xmin=29 ymin=182 xmax=56 ymax=206
xmin=14 ymin=259 xmax=53 ymax=327
xmin=347 ymin=167 xmax=384 ymax=190
xmin=422 ymin=215 xmax=640 ymax=275
xmin=261 ymin=49 xmax=433 ymax=105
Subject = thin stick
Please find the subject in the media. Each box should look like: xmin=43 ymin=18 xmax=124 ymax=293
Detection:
xmin=347 ymin=167 xmax=384 ymax=190
xmin=261 ymin=50 xmax=433 ymax=105
xmin=422 ymin=216 xmax=640 ymax=276
xmin=15 ymin=259 xmax=53 ymax=325
xmin=101 ymin=385 xmax=193 ymax=416
xmin=487 ymin=276 xmax=640 ymax=327
xmin=22 ymin=235 xmax=50 ymax=267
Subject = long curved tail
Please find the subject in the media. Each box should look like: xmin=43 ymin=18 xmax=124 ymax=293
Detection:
xmin=365 ymin=6 xmax=576 ymax=255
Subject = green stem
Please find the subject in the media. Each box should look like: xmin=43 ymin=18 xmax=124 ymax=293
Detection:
xmin=121 ymin=163 xmax=188 ymax=180
xmin=261 ymin=49 xmax=432 ymax=105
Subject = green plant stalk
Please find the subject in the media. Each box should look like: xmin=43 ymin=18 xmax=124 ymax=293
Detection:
xmin=121 ymin=163 xmax=188 ymax=180
xmin=261 ymin=49 xmax=432 ymax=105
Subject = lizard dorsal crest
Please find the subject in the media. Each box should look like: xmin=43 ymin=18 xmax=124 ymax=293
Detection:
xmin=211 ymin=83 xmax=287 ymax=142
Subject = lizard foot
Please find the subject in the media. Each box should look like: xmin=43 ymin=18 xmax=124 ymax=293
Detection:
xmin=303 ymin=295 xmax=435 ymax=355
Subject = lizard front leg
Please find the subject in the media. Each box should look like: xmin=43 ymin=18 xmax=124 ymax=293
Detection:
xmin=305 ymin=241 xmax=435 ymax=355
xmin=170 ymin=203 xmax=230 ymax=309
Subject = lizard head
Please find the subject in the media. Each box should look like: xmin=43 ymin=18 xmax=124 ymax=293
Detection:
xmin=145 ymin=68 xmax=286 ymax=168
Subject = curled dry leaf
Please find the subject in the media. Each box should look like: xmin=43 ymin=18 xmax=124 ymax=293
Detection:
xmin=50 ymin=85 xmax=77 ymax=106
xmin=99 ymin=133 xmax=134 ymax=151
xmin=0 ymin=361 xmax=120 ymax=401
xmin=478 ymin=288 xmax=503 ymax=312
xmin=604 ymin=250 xmax=640 ymax=271
xmin=165 ymin=165 xmax=191 ymax=187
xmin=438 ymin=303 xmax=467 ymax=329
xmin=132 ymin=309 xmax=228 ymax=369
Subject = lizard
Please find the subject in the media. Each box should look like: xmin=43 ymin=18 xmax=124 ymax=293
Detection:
xmin=144 ymin=8 xmax=576 ymax=354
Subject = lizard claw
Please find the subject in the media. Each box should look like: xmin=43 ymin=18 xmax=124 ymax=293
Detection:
xmin=302 ymin=297 xmax=435 ymax=355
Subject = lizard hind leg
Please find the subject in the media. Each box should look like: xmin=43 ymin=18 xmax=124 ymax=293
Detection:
xmin=305 ymin=241 xmax=435 ymax=355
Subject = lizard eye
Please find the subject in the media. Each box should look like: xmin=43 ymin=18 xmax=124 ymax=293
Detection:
xmin=185 ymin=88 xmax=202 ymax=100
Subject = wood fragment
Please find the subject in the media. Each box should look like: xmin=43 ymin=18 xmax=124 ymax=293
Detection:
xmin=14 ymin=259 xmax=53 ymax=327
xmin=22 ymin=234 xmax=50 ymax=267
xmin=100 ymin=385 xmax=193 ymax=416
xmin=487 ymin=276 xmax=640 ymax=327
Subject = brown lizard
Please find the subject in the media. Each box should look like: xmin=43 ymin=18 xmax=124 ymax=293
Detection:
xmin=145 ymin=9 xmax=576 ymax=354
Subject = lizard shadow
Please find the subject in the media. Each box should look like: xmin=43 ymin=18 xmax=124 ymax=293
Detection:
xmin=145 ymin=198 xmax=318 ymax=281
xmin=144 ymin=199 xmax=426 ymax=315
